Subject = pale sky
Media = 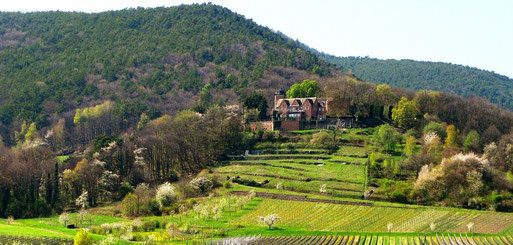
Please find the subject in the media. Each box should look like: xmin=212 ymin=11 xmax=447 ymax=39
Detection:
xmin=2 ymin=0 xmax=512 ymax=78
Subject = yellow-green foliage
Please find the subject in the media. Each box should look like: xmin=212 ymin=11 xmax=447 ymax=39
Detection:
xmin=404 ymin=136 xmax=417 ymax=157
xmin=392 ymin=97 xmax=421 ymax=129
xmin=24 ymin=122 xmax=38 ymax=142
xmin=122 ymin=193 xmax=140 ymax=216
xmin=14 ymin=121 xmax=28 ymax=145
xmin=74 ymin=230 xmax=93 ymax=245
xmin=73 ymin=100 xmax=114 ymax=124
xmin=444 ymin=124 xmax=458 ymax=148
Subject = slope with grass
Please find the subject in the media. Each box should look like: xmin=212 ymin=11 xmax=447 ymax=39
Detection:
xmin=231 ymin=198 xmax=513 ymax=234
xmin=215 ymin=129 xmax=370 ymax=199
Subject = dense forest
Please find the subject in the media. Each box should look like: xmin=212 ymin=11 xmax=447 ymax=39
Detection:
xmin=316 ymin=54 xmax=513 ymax=111
xmin=0 ymin=3 xmax=333 ymax=145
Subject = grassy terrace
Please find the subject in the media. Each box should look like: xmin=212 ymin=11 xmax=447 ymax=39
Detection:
xmin=231 ymin=198 xmax=513 ymax=234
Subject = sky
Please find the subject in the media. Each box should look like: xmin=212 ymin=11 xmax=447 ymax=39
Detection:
xmin=2 ymin=0 xmax=512 ymax=78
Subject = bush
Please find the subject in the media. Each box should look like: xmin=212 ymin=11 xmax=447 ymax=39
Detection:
xmin=189 ymin=177 xmax=213 ymax=193
xmin=74 ymin=230 xmax=93 ymax=245
xmin=122 ymin=193 xmax=139 ymax=216
xmin=423 ymin=121 xmax=446 ymax=139
xmin=232 ymin=178 xmax=262 ymax=187
xmin=310 ymin=131 xmax=337 ymax=149
xmin=156 ymin=182 xmax=177 ymax=208
xmin=254 ymin=142 xmax=280 ymax=150
xmin=223 ymin=181 xmax=232 ymax=189
xmin=118 ymin=182 xmax=134 ymax=199
xmin=149 ymin=199 xmax=161 ymax=216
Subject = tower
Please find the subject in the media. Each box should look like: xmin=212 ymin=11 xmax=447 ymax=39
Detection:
xmin=274 ymin=89 xmax=285 ymax=109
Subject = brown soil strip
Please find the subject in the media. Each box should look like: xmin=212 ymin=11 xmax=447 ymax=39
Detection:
xmin=229 ymin=161 xmax=307 ymax=171
xmin=217 ymin=171 xmax=362 ymax=184
xmin=231 ymin=191 xmax=418 ymax=209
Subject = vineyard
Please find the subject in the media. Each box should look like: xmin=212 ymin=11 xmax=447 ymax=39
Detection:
xmin=215 ymin=129 xmax=370 ymax=199
xmin=0 ymin=235 xmax=72 ymax=245
xmin=232 ymin=199 xmax=513 ymax=234
xmin=214 ymin=234 xmax=513 ymax=245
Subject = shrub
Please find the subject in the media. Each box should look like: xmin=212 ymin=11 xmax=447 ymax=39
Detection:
xmin=423 ymin=121 xmax=446 ymax=139
xmin=118 ymin=182 xmax=134 ymax=199
xmin=189 ymin=177 xmax=213 ymax=193
xmin=74 ymin=230 xmax=93 ymax=245
xmin=223 ymin=181 xmax=232 ymax=189
xmin=232 ymin=178 xmax=262 ymax=187
xmin=155 ymin=182 xmax=176 ymax=208
xmin=310 ymin=131 xmax=337 ymax=149
xmin=122 ymin=193 xmax=139 ymax=216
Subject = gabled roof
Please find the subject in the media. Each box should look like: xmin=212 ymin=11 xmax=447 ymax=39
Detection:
xmin=291 ymin=99 xmax=302 ymax=106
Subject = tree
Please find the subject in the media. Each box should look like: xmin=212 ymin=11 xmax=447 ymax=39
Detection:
xmin=59 ymin=212 xmax=71 ymax=227
xmin=374 ymin=124 xmax=401 ymax=153
xmin=444 ymin=125 xmax=458 ymax=148
xmin=243 ymin=93 xmax=268 ymax=119
xmin=74 ymin=230 xmax=93 ymax=245
xmin=392 ymin=97 xmax=421 ymax=129
xmin=404 ymin=135 xmax=417 ymax=158
xmin=319 ymin=184 xmax=327 ymax=193
xmin=75 ymin=191 xmax=89 ymax=209
xmin=137 ymin=113 xmax=150 ymax=130
xmin=464 ymin=130 xmax=480 ymax=152
xmin=189 ymin=177 xmax=213 ymax=193
xmin=122 ymin=193 xmax=139 ymax=216
xmin=286 ymin=80 xmax=320 ymax=98
xmin=258 ymin=214 xmax=281 ymax=230
xmin=155 ymin=182 xmax=176 ymax=208
xmin=24 ymin=122 xmax=39 ymax=142
xmin=14 ymin=121 xmax=28 ymax=145
xmin=423 ymin=121 xmax=446 ymax=139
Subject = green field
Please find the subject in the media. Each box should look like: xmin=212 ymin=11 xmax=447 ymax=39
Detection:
xmin=232 ymin=198 xmax=513 ymax=234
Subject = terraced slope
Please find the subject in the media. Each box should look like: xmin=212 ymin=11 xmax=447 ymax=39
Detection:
xmin=216 ymin=130 xmax=369 ymax=199
xmin=232 ymin=199 xmax=513 ymax=234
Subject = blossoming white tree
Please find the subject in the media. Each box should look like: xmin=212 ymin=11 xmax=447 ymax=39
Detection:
xmin=155 ymin=182 xmax=176 ymax=208
xmin=467 ymin=222 xmax=474 ymax=232
xmin=189 ymin=177 xmax=213 ymax=193
xmin=75 ymin=191 xmax=89 ymax=209
xmin=319 ymin=184 xmax=327 ymax=193
xmin=58 ymin=212 xmax=71 ymax=227
xmin=258 ymin=214 xmax=281 ymax=230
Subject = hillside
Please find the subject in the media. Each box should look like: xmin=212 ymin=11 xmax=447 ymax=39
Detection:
xmin=317 ymin=54 xmax=513 ymax=111
xmin=0 ymin=3 xmax=332 ymax=141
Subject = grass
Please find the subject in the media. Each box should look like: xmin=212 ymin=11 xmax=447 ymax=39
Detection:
xmin=56 ymin=155 xmax=70 ymax=162
xmin=231 ymin=198 xmax=513 ymax=234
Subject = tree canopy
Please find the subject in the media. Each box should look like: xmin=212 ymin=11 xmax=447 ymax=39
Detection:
xmin=286 ymin=80 xmax=321 ymax=98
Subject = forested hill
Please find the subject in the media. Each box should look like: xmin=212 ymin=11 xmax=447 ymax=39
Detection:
xmin=317 ymin=55 xmax=513 ymax=111
xmin=0 ymin=4 xmax=331 ymax=137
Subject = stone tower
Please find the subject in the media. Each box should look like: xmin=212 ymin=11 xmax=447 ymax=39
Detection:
xmin=274 ymin=89 xmax=285 ymax=109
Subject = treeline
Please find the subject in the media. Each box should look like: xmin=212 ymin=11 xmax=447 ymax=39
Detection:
xmin=324 ymin=76 xmax=513 ymax=142
xmin=0 ymin=3 xmax=331 ymax=144
xmin=317 ymin=55 xmax=513 ymax=111
xmin=0 ymin=106 xmax=244 ymax=218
